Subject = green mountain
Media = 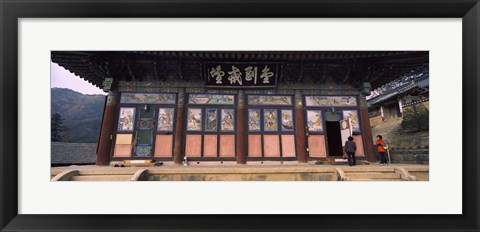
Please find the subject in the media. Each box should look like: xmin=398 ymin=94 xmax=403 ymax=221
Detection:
xmin=51 ymin=88 xmax=106 ymax=143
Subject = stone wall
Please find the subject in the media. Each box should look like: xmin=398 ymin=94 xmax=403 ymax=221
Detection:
xmin=369 ymin=114 xmax=383 ymax=128
xmin=391 ymin=132 xmax=429 ymax=148
xmin=387 ymin=148 xmax=429 ymax=165
xmin=51 ymin=142 xmax=97 ymax=165
xmin=369 ymin=100 xmax=429 ymax=164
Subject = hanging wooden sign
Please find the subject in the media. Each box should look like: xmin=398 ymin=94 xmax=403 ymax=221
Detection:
xmin=205 ymin=63 xmax=278 ymax=88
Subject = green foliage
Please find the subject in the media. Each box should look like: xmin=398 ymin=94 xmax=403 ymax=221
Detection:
xmin=51 ymin=88 xmax=105 ymax=143
xmin=401 ymin=103 xmax=429 ymax=131
xmin=51 ymin=113 xmax=65 ymax=142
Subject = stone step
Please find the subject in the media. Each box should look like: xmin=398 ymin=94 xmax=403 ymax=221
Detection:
xmin=78 ymin=170 xmax=138 ymax=175
xmin=51 ymin=170 xmax=64 ymax=176
xmin=349 ymin=178 xmax=405 ymax=181
xmin=347 ymin=172 xmax=401 ymax=179
xmin=70 ymin=175 xmax=133 ymax=181
xmin=343 ymin=167 xmax=395 ymax=172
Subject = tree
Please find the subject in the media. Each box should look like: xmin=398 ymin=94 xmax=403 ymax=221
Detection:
xmin=401 ymin=103 xmax=429 ymax=131
xmin=51 ymin=113 xmax=66 ymax=142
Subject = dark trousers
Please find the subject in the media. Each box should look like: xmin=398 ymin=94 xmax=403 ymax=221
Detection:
xmin=379 ymin=152 xmax=388 ymax=164
xmin=347 ymin=152 xmax=356 ymax=166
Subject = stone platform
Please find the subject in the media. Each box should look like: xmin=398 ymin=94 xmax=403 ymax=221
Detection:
xmin=51 ymin=163 xmax=429 ymax=181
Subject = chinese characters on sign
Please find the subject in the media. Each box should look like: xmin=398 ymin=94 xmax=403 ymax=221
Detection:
xmin=206 ymin=63 xmax=278 ymax=87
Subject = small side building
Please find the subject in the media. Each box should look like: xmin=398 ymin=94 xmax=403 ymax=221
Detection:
xmin=368 ymin=67 xmax=429 ymax=127
xmin=367 ymin=68 xmax=429 ymax=164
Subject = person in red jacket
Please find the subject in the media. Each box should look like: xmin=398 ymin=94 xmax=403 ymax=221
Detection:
xmin=376 ymin=135 xmax=388 ymax=165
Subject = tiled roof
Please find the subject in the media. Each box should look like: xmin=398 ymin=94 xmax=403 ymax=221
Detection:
xmin=367 ymin=68 xmax=429 ymax=107
xmin=51 ymin=51 xmax=429 ymax=90
xmin=51 ymin=142 xmax=96 ymax=164
xmin=368 ymin=82 xmax=418 ymax=106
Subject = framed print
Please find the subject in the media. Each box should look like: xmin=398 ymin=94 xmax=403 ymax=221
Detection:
xmin=188 ymin=94 xmax=235 ymax=105
xmin=248 ymin=109 xmax=261 ymax=132
xmin=205 ymin=108 xmax=218 ymax=132
xmin=120 ymin=92 xmax=176 ymax=104
xmin=263 ymin=109 xmax=278 ymax=132
xmin=117 ymin=107 xmax=135 ymax=132
xmin=305 ymin=95 xmax=358 ymax=107
xmin=342 ymin=110 xmax=360 ymax=132
xmin=220 ymin=109 xmax=235 ymax=132
xmin=186 ymin=108 xmax=202 ymax=132
xmin=280 ymin=109 xmax=294 ymax=132
xmin=247 ymin=95 xmax=293 ymax=106
xmin=157 ymin=108 xmax=175 ymax=132
xmin=3 ymin=1 xmax=480 ymax=232
xmin=306 ymin=110 xmax=324 ymax=132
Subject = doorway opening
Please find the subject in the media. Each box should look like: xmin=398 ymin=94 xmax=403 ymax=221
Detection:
xmin=325 ymin=121 xmax=343 ymax=156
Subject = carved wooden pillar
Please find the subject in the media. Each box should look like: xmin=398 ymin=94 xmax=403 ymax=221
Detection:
xmin=96 ymin=90 xmax=117 ymax=166
xmin=294 ymin=90 xmax=308 ymax=163
xmin=173 ymin=88 xmax=186 ymax=165
xmin=359 ymin=95 xmax=376 ymax=162
xmin=236 ymin=90 xmax=247 ymax=164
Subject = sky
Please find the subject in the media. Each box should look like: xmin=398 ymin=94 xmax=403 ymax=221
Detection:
xmin=51 ymin=62 xmax=107 ymax=95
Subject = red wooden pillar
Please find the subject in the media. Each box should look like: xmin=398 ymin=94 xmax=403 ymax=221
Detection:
xmin=359 ymin=95 xmax=376 ymax=162
xmin=294 ymin=90 xmax=308 ymax=163
xmin=236 ymin=90 xmax=246 ymax=164
xmin=173 ymin=88 xmax=186 ymax=165
xmin=96 ymin=90 xmax=117 ymax=166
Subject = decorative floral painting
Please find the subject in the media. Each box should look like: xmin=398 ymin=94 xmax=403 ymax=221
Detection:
xmin=205 ymin=109 xmax=218 ymax=132
xmin=281 ymin=110 xmax=294 ymax=132
xmin=248 ymin=109 xmax=261 ymax=132
xmin=135 ymin=145 xmax=151 ymax=157
xmin=248 ymin=95 xmax=292 ymax=106
xmin=189 ymin=94 xmax=235 ymax=105
xmin=118 ymin=107 xmax=135 ymax=131
xmin=264 ymin=109 xmax=278 ymax=131
xmin=157 ymin=108 xmax=175 ymax=132
xmin=305 ymin=96 xmax=357 ymax=107
xmin=221 ymin=109 xmax=235 ymax=131
xmin=306 ymin=110 xmax=323 ymax=132
xmin=137 ymin=118 xmax=153 ymax=130
xmin=120 ymin=93 xmax=176 ymax=104
xmin=343 ymin=110 xmax=360 ymax=132
xmin=187 ymin=108 xmax=202 ymax=131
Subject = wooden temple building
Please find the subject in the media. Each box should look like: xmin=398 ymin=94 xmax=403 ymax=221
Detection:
xmin=368 ymin=68 xmax=429 ymax=121
xmin=51 ymin=51 xmax=429 ymax=166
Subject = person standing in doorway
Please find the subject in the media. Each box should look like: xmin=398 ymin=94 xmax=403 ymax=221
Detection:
xmin=344 ymin=136 xmax=357 ymax=166
xmin=376 ymin=135 xmax=388 ymax=165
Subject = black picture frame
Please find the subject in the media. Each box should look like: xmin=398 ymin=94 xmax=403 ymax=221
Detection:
xmin=1 ymin=0 xmax=478 ymax=231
